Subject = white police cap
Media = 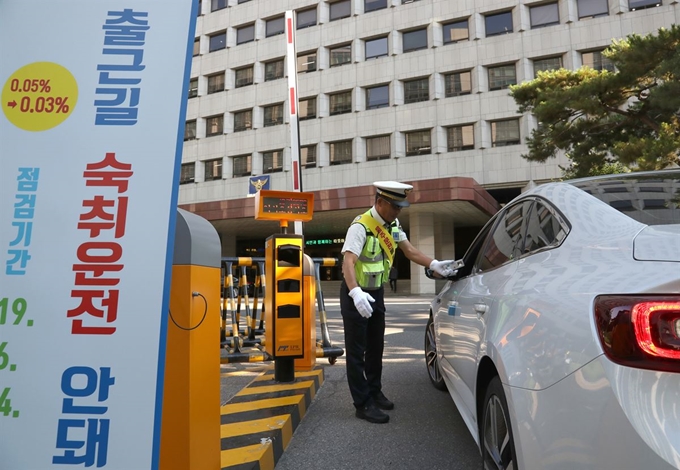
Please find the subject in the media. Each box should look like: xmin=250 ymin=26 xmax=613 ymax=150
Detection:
xmin=374 ymin=181 xmax=413 ymax=207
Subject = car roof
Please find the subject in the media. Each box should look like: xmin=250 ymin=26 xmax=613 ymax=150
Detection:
xmin=563 ymin=168 xmax=680 ymax=185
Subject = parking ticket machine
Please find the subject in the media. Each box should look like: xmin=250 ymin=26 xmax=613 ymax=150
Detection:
xmin=256 ymin=190 xmax=314 ymax=382
xmin=264 ymin=235 xmax=304 ymax=359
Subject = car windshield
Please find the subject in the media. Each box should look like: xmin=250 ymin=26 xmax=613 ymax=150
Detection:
xmin=569 ymin=170 xmax=680 ymax=226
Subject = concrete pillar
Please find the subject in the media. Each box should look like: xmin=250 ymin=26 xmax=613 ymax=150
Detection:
xmin=408 ymin=211 xmax=436 ymax=295
xmin=435 ymin=216 xmax=455 ymax=261
xmin=435 ymin=216 xmax=455 ymax=293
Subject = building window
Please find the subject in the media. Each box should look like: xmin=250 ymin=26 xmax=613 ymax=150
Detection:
xmin=299 ymin=97 xmax=317 ymax=120
xmin=582 ymin=49 xmax=615 ymax=72
xmin=485 ymin=10 xmax=513 ymax=37
xmin=365 ymin=36 xmax=388 ymax=59
xmin=402 ymin=28 xmax=428 ymax=53
xmin=211 ymin=0 xmax=226 ymax=12
xmin=188 ymin=78 xmax=198 ymax=98
xmin=629 ymin=0 xmax=661 ymax=10
xmin=207 ymin=73 xmax=225 ymax=94
xmin=447 ymin=125 xmax=474 ymax=151
xmin=209 ymin=31 xmax=226 ymax=52
xmin=198 ymin=0 xmax=202 ymax=15
xmin=488 ymin=64 xmax=516 ymax=91
xmin=204 ymin=159 xmax=222 ymax=180
xmin=366 ymin=135 xmax=391 ymax=160
xmin=365 ymin=0 xmax=387 ymax=12
xmin=491 ymin=119 xmax=520 ymax=147
xmin=233 ymin=109 xmax=252 ymax=132
xmin=297 ymin=8 xmax=317 ymax=29
xmin=180 ymin=163 xmax=195 ymax=184
xmin=193 ymin=38 xmax=200 ymax=56
xmin=330 ymin=140 xmax=353 ymax=165
xmin=184 ymin=120 xmax=196 ymax=141
xmin=445 ymin=71 xmax=472 ymax=97
xmin=298 ymin=51 xmax=317 ymax=73
xmin=442 ymin=19 xmax=469 ymax=44
xmin=405 ymin=130 xmax=431 ymax=156
xmin=263 ymin=150 xmax=284 ymax=173
xmin=265 ymin=59 xmax=284 ymax=81
xmin=301 ymin=145 xmax=317 ymax=168
xmin=530 ymin=2 xmax=559 ymax=28
xmin=366 ymin=85 xmax=389 ymax=109
xmin=233 ymin=155 xmax=251 ymax=177
xmin=404 ymin=78 xmax=429 ymax=104
xmin=402 ymin=0 xmax=422 ymax=3
xmin=263 ymin=103 xmax=284 ymax=127
xmin=329 ymin=91 xmax=352 ymax=115
xmin=235 ymin=66 xmax=254 ymax=87
xmin=330 ymin=0 xmax=351 ymax=21
xmin=206 ymin=115 xmax=224 ymax=137
xmin=577 ymin=0 xmax=609 ymax=18
xmin=330 ymin=44 xmax=352 ymax=67
xmin=236 ymin=24 xmax=255 ymax=45
xmin=237 ymin=0 xmax=251 ymax=3
xmin=533 ymin=56 xmax=562 ymax=77
xmin=265 ymin=16 xmax=285 ymax=37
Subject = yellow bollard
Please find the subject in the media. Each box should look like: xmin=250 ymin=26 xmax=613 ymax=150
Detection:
xmin=160 ymin=209 xmax=220 ymax=470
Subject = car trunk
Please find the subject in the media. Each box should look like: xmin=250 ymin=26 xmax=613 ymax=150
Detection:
xmin=633 ymin=225 xmax=680 ymax=262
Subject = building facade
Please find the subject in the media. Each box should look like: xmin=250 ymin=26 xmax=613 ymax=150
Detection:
xmin=179 ymin=0 xmax=673 ymax=293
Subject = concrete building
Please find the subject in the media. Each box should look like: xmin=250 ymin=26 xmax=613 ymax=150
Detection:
xmin=179 ymin=0 xmax=673 ymax=293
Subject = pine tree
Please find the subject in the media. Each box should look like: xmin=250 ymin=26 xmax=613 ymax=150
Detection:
xmin=511 ymin=25 xmax=680 ymax=178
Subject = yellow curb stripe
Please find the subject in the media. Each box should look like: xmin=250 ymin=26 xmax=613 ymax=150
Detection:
xmin=254 ymin=369 xmax=323 ymax=382
xmin=221 ymin=442 xmax=275 ymax=470
xmin=221 ymin=414 xmax=293 ymax=446
xmin=236 ymin=380 xmax=315 ymax=396
xmin=221 ymin=395 xmax=305 ymax=416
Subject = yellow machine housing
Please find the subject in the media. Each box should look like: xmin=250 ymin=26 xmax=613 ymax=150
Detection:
xmin=160 ymin=209 xmax=220 ymax=470
xmin=264 ymin=234 xmax=305 ymax=359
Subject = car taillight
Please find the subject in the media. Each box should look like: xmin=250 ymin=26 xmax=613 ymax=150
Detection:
xmin=594 ymin=295 xmax=680 ymax=373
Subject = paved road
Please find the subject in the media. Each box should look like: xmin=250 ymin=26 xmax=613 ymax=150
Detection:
xmin=274 ymin=294 xmax=482 ymax=470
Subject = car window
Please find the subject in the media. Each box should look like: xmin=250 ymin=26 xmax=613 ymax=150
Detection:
xmin=452 ymin=217 xmax=495 ymax=279
xmin=477 ymin=200 xmax=533 ymax=272
xmin=523 ymin=200 xmax=568 ymax=254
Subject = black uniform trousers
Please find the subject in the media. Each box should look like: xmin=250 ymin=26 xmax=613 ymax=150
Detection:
xmin=340 ymin=281 xmax=386 ymax=409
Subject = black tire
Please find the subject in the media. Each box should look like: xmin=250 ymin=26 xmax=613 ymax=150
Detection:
xmin=480 ymin=376 xmax=518 ymax=470
xmin=424 ymin=315 xmax=447 ymax=391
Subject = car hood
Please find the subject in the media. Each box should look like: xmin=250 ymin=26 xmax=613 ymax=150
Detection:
xmin=633 ymin=225 xmax=680 ymax=262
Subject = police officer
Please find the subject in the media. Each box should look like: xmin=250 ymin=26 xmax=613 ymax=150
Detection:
xmin=340 ymin=181 xmax=456 ymax=424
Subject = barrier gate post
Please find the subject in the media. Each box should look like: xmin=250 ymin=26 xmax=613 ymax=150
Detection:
xmin=160 ymin=208 xmax=221 ymax=470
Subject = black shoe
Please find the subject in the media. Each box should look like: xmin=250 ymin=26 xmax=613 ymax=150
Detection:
xmin=373 ymin=392 xmax=394 ymax=410
xmin=355 ymin=403 xmax=389 ymax=423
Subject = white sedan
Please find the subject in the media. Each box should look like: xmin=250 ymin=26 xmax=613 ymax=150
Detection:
xmin=424 ymin=170 xmax=680 ymax=470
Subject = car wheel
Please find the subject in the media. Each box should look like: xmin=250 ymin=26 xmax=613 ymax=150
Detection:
xmin=425 ymin=315 xmax=447 ymax=391
xmin=480 ymin=376 xmax=517 ymax=470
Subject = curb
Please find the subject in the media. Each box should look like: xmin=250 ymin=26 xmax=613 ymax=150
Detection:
xmin=221 ymin=367 xmax=324 ymax=470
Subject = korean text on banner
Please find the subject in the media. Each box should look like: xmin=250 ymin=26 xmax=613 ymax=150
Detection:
xmin=0 ymin=1 xmax=197 ymax=469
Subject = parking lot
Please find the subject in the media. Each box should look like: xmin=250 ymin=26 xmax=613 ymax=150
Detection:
xmin=222 ymin=294 xmax=481 ymax=470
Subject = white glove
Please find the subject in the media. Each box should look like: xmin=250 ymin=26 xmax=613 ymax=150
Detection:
xmin=430 ymin=259 xmax=456 ymax=278
xmin=348 ymin=287 xmax=375 ymax=318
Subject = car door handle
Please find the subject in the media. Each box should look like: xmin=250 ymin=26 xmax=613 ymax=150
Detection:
xmin=474 ymin=303 xmax=488 ymax=314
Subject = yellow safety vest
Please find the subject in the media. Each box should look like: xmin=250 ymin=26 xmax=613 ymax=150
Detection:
xmin=352 ymin=211 xmax=399 ymax=289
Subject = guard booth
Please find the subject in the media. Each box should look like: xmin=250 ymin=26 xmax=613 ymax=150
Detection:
xmin=256 ymin=190 xmax=315 ymax=382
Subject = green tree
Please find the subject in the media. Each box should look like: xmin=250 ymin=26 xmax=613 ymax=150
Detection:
xmin=511 ymin=25 xmax=680 ymax=178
